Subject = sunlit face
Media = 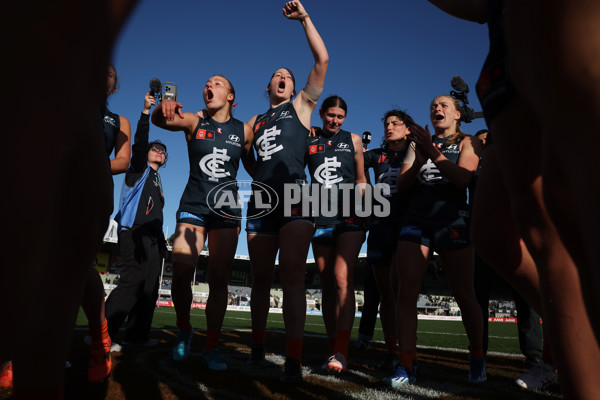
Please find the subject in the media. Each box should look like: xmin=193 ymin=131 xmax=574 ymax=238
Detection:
xmin=320 ymin=106 xmax=346 ymax=134
xmin=430 ymin=96 xmax=461 ymax=131
xmin=267 ymin=68 xmax=295 ymax=100
xmin=106 ymin=66 xmax=117 ymax=96
xmin=383 ymin=116 xmax=410 ymax=142
xmin=204 ymin=75 xmax=234 ymax=110
xmin=147 ymin=144 xmax=166 ymax=166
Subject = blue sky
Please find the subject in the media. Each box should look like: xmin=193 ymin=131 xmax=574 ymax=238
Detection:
xmin=108 ymin=0 xmax=489 ymax=257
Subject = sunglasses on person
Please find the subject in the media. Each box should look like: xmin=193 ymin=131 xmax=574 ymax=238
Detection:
xmin=150 ymin=146 xmax=166 ymax=155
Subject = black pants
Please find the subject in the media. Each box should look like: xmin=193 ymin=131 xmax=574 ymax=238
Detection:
xmin=474 ymin=251 xmax=542 ymax=363
xmin=105 ymin=228 xmax=162 ymax=343
xmin=358 ymin=262 xmax=380 ymax=339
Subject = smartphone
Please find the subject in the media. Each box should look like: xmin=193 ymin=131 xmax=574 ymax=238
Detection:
xmin=162 ymin=82 xmax=177 ymax=101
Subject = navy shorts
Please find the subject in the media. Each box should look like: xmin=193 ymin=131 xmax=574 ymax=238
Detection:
xmin=246 ymin=201 xmax=312 ymax=235
xmin=177 ymin=210 xmax=240 ymax=230
xmin=312 ymin=217 xmax=366 ymax=246
xmin=366 ymin=217 xmax=399 ymax=265
xmin=397 ymin=209 xmax=470 ymax=251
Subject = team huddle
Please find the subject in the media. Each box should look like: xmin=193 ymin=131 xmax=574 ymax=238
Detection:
xmin=4 ymin=0 xmax=600 ymax=399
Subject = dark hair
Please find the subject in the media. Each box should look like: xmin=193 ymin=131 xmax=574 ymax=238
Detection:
xmin=268 ymin=67 xmax=296 ymax=98
xmin=381 ymin=109 xmax=415 ymax=128
xmin=475 ymin=129 xmax=488 ymax=136
xmin=379 ymin=109 xmax=415 ymax=150
xmin=149 ymin=140 xmax=168 ymax=167
xmin=320 ymin=95 xmax=347 ymax=115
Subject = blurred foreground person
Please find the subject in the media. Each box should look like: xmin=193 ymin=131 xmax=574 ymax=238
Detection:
xmin=1 ymin=1 xmax=138 ymax=398
xmin=428 ymin=1 xmax=600 ymax=398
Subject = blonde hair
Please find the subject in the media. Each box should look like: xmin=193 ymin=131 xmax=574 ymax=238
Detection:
xmin=433 ymin=95 xmax=465 ymax=145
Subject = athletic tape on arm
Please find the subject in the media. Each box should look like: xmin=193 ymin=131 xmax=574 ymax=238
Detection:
xmin=303 ymin=83 xmax=323 ymax=103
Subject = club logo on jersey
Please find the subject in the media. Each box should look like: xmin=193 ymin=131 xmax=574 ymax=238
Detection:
xmin=256 ymin=126 xmax=283 ymax=160
xmin=314 ymin=156 xmax=343 ymax=188
xmin=199 ymin=148 xmax=231 ymax=181
xmin=196 ymin=129 xmax=215 ymax=140
xmin=309 ymin=145 xmax=325 ymax=154
xmin=418 ymin=159 xmax=446 ymax=185
xmin=377 ymin=167 xmax=401 ymax=195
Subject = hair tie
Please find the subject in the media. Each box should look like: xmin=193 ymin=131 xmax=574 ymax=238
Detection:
xmin=232 ymin=103 xmax=238 ymax=108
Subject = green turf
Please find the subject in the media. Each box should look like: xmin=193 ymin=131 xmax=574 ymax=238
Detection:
xmin=77 ymin=307 xmax=522 ymax=355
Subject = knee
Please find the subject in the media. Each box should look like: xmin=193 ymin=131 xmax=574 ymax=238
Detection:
xmin=334 ymin=274 xmax=351 ymax=293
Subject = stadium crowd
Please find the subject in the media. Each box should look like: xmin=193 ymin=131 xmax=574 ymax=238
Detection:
xmin=3 ymin=0 xmax=600 ymax=399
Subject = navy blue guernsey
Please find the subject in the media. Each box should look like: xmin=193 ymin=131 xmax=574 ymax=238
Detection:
xmin=102 ymin=105 xmax=121 ymax=157
xmin=408 ymin=135 xmax=467 ymax=218
xmin=178 ymin=116 xmax=245 ymax=218
xmin=252 ymin=103 xmax=308 ymax=193
xmin=364 ymin=146 xmax=408 ymax=219
xmin=306 ymin=129 xmax=356 ymax=225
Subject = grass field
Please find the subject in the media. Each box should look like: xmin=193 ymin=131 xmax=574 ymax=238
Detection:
xmin=75 ymin=307 xmax=524 ymax=356
xmin=0 ymin=308 xmax=560 ymax=400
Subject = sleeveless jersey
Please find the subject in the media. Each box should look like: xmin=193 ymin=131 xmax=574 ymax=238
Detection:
xmin=102 ymin=105 xmax=120 ymax=157
xmin=252 ymin=102 xmax=308 ymax=193
xmin=306 ymin=129 xmax=356 ymax=225
xmin=408 ymin=135 xmax=467 ymax=218
xmin=178 ymin=116 xmax=245 ymax=217
xmin=364 ymin=146 xmax=408 ymax=218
